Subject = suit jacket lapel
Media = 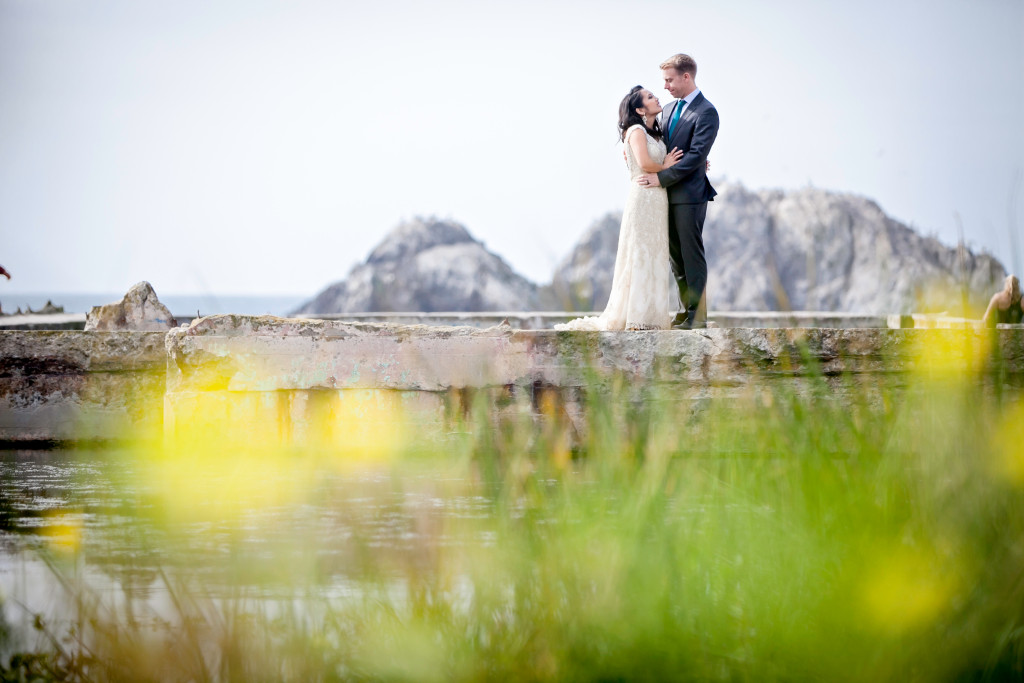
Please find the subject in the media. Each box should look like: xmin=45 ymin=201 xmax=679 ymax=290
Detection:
xmin=678 ymin=93 xmax=704 ymax=125
xmin=673 ymin=92 xmax=705 ymax=143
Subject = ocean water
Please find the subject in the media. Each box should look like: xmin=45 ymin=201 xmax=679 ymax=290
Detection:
xmin=0 ymin=292 xmax=308 ymax=317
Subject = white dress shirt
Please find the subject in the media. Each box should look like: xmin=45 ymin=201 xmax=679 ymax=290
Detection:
xmin=676 ymin=88 xmax=700 ymax=117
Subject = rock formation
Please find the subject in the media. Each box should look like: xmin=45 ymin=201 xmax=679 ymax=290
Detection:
xmin=85 ymin=281 xmax=176 ymax=331
xmin=296 ymin=184 xmax=1006 ymax=317
xmin=293 ymin=217 xmax=548 ymax=315
xmin=551 ymin=182 xmax=1006 ymax=314
xmin=0 ymin=302 xmax=65 ymax=317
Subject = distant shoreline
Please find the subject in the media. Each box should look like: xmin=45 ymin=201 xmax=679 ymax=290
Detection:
xmin=0 ymin=292 xmax=307 ymax=317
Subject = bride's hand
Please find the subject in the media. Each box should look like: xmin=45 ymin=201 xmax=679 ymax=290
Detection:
xmin=706 ymin=159 xmax=711 ymax=172
xmin=662 ymin=148 xmax=683 ymax=169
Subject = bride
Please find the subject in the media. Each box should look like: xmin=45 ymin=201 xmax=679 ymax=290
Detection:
xmin=556 ymin=86 xmax=683 ymax=331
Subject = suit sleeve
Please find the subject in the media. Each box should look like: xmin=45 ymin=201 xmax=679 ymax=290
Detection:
xmin=656 ymin=106 xmax=719 ymax=189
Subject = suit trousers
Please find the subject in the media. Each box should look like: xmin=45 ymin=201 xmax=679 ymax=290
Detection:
xmin=668 ymin=201 xmax=708 ymax=325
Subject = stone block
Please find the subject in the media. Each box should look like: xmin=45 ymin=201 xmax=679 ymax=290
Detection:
xmin=0 ymin=330 xmax=166 ymax=442
xmin=85 ymin=281 xmax=176 ymax=331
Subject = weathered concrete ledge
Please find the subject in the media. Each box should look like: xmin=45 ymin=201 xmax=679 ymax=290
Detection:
xmin=295 ymin=310 xmax=893 ymax=330
xmin=0 ymin=331 xmax=166 ymax=442
xmin=162 ymin=316 xmax=1024 ymax=446
xmin=167 ymin=315 xmax=1024 ymax=391
xmin=3 ymin=316 xmax=1024 ymax=443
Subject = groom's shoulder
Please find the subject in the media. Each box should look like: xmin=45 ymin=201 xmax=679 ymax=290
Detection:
xmin=695 ymin=92 xmax=716 ymax=112
xmin=694 ymin=94 xmax=719 ymax=124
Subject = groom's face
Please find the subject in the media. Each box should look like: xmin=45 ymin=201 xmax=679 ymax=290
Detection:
xmin=662 ymin=68 xmax=692 ymax=99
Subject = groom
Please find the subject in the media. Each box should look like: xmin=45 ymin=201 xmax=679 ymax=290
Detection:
xmin=637 ymin=53 xmax=719 ymax=329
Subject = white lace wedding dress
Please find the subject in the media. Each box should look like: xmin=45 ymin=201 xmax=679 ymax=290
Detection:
xmin=556 ymin=124 xmax=673 ymax=331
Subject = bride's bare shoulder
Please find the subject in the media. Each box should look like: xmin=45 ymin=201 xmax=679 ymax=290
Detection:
xmin=624 ymin=125 xmax=647 ymax=142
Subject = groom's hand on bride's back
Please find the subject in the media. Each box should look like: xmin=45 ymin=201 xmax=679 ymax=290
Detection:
xmin=636 ymin=160 xmax=709 ymax=187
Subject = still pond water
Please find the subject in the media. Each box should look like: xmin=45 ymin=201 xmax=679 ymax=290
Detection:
xmin=0 ymin=447 xmax=496 ymax=651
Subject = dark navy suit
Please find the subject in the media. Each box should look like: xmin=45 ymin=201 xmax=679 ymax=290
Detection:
xmin=656 ymin=91 xmax=719 ymax=326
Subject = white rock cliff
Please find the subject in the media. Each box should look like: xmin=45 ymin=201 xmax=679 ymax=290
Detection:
xmin=551 ymin=182 xmax=1005 ymax=314
xmin=294 ymin=218 xmax=545 ymax=314
xmin=298 ymin=184 xmax=1006 ymax=316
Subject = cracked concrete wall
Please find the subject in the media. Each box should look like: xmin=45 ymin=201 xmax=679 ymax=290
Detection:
xmin=165 ymin=315 xmax=1024 ymax=392
xmin=0 ymin=331 xmax=166 ymax=442
xmin=162 ymin=315 xmax=1024 ymax=447
xmin=3 ymin=316 xmax=1022 ymax=444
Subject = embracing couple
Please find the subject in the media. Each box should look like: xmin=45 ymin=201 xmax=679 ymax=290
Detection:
xmin=558 ymin=53 xmax=719 ymax=332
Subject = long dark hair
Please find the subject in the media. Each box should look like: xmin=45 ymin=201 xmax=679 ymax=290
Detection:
xmin=618 ymin=85 xmax=662 ymax=142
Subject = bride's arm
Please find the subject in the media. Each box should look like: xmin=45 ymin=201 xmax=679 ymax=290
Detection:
xmin=982 ymin=292 xmax=1001 ymax=326
xmin=627 ymin=128 xmax=680 ymax=173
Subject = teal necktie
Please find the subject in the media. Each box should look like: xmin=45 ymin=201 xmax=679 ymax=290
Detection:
xmin=667 ymin=100 xmax=685 ymax=139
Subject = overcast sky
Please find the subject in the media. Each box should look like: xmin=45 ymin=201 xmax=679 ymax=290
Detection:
xmin=2 ymin=0 xmax=1022 ymax=297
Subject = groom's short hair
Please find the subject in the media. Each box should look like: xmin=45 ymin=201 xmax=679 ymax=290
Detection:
xmin=660 ymin=54 xmax=697 ymax=77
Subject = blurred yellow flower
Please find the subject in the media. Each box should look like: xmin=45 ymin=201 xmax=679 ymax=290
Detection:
xmin=861 ymin=547 xmax=956 ymax=634
xmin=152 ymin=388 xmax=414 ymax=521
xmin=41 ymin=514 xmax=83 ymax=555
xmin=318 ymin=389 xmax=410 ymax=465
xmin=990 ymin=399 xmax=1024 ymax=485
xmin=911 ymin=329 xmax=992 ymax=379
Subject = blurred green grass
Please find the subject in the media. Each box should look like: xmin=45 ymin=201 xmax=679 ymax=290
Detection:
xmin=3 ymin=336 xmax=1024 ymax=682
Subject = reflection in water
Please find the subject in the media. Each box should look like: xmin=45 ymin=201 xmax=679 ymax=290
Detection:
xmin=0 ymin=447 xmax=489 ymax=657
xmin=1 ymin=448 xmax=494 ymax=575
